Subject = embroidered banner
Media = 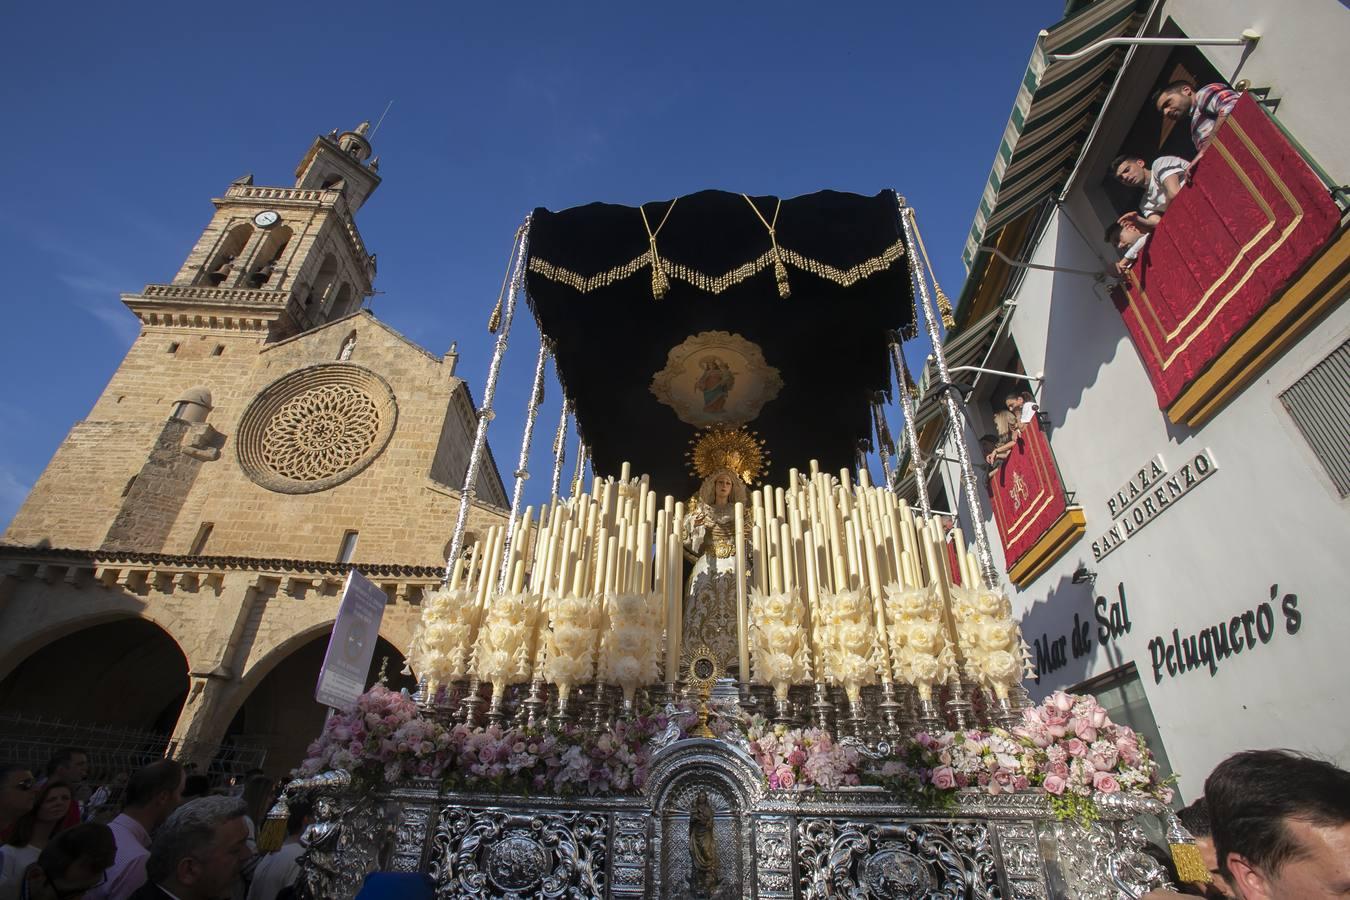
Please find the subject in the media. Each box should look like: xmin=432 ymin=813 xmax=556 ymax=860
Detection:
xmin=1112 ymin=94 xmax=1340 ymax=409
xmin=988 ymin=418 xmax=1069 ymax=570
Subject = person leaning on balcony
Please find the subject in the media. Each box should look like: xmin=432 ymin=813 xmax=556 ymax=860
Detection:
xmin=1111 ymin=154 xmax=1189 ymax=232
xmin=1154 ymin=80 xmax=1242 ymax=175
xmin=1005 ymin=391 xmax=1040 ymax=437
xmin=1106 ymin=218 xmax=1150 ymax=277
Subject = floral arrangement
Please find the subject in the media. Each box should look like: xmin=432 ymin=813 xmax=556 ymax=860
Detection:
xmin=402 ymin=586 xmax=481 ymax=695
xmin=472 ymin=591 xmax=541 ymax=702
xmin=950 ymin=587 xmax=1035 ymax=699
xmin=883 ymin=583 xmax=958 ymax=700
xmin=539 ymin=594 xmax=602 ymax=706
xmin=747 ymin=589 xmax=813 ymax=699
xmin=747 ymin=691 xmax=1172 ymax=822
xmin=815 ymin=589 xmax=882 ymax=702
xmin=297 ymin=684 xmax=691 ymax=796
xmin=296 ymin=687 xmax=1169 ymax=821
xmin=747 ymin=720 xmax=861 ymax=790
xmin=599 ymin=593 xmax=663 ymax=705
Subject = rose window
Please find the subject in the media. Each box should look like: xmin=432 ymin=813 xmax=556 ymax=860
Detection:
xmin=237 ymin=364 xmax=398 ymax=494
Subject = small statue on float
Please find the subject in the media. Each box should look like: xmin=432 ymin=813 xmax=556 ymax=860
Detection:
xmin=682 ymin=467 xmax=751 ymax=676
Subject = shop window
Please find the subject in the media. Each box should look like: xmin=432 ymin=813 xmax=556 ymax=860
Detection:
xmin=1073 ymin=663 xmax=1180 ymax=805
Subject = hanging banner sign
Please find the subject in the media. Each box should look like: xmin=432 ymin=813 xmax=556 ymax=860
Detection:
xmin=315 ymin=569 xmax=387 ymax=710
xmin=1091 ymin=450 xmax=1218 ymax=561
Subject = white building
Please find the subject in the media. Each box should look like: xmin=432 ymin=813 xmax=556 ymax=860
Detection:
xmin=905 ymin=0 xmax=1348 ymax=803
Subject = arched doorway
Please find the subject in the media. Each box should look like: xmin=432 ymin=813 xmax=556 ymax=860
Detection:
xmin=0 ymin=617 xmax=190 ymax=732
xmin=224 ymin=633 xmax=413 ymax=777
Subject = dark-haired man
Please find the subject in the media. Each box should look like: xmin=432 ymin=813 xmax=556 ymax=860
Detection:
xmin=1153 ymin=81 xmax=1242 ymax=178
xmin=19 ymin=822 xmax=116 ymax=900
xmin=1111 ymin=154 xmax=1189 ymax=233
xmin=1106 ymin=217 xmax=1150 ymax=276
xmin=1146 ymin=750 xmax=1350 ymax=899
xmin=88 ymin=759 xmax=185 ymax=900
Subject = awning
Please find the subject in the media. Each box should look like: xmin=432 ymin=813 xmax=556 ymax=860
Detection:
xmin=910 ymin=306 xmax=1008 ymax=433
xmin=960 ymin=0 xmax=1148 ymax=272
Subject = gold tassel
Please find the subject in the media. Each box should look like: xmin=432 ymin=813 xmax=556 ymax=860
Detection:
xmin=487 ymin=299 xmax=502 ymax=334
xmin=936 ymin=288 xmax=955 ymax=330
xmin=257 ymin=797 xmax=289 ymax=854
xmin=773 ymin=250 xmax=791 ymax=299
xmin=1170 ymin=842 xmax=1209 ymax=884
xmin=650 ymin=252 xmax=670 ymax=301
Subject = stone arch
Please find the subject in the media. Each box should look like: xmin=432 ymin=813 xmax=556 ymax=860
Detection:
xmin=0 ymin=603 xmax=196 ymax=685
xmin=202 ymin=223 xmax=253 ymax=286
xmin=0 ymin=613 xmax=191 ymax=734
xmin=217 ymin=618 xmax=414 ymax=776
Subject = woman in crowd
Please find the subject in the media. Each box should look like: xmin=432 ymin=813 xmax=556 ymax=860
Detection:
xmin=0 ymin=779 xmax=74 ymax=899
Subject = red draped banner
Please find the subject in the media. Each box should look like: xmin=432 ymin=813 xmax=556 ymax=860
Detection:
xmin=1112 ymin=94 xmax=1339 ymax=409
xmin=988 ymin=418 xmax=1068 ymax=571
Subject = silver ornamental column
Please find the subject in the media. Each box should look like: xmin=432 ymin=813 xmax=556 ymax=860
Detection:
xmin=549 ymin=400 xmax=570 ymax=503
xmin=887 ymin=334 xmax=932 ymax=517
xmin=897 ymin=201 xmax=999 ymax=589
xmin=498 ymin=335 xmax=553 ymax=589
xmin=443 ymin=218 xmax=531 ymax=584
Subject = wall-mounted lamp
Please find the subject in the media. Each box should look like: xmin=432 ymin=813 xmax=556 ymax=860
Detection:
xmin=1071 ymin=564 xmax=1097 ymax=586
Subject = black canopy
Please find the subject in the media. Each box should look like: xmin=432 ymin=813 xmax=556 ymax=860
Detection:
xmin=526 ymin=189 xmax=914 ymax=495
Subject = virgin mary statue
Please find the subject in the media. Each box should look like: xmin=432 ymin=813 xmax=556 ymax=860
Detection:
xmin=682 ymin=467 xmax=751 ymax=674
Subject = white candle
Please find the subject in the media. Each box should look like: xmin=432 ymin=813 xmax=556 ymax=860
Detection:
xmin=734 ymin=501 xmax=751 ymax=683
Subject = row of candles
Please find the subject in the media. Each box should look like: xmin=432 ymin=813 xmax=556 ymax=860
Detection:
xmin=406 ymin=461 xmax=1030 ymax=729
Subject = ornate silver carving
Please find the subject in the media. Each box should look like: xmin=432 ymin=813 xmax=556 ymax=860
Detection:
xmin=610 ymin=814 xmax=650 ymax=896
xmin=428 ymin=808 xmax=607 ymax=899
xmin=391 ymin=803 xmax=434 ymax=873
xmin=798 ymin=819 xmax=999 ymax=899
xmin=295 ymin=793 xmax=393 ymax=900
xmin=756 ymin=817 xmax=795 ymax=898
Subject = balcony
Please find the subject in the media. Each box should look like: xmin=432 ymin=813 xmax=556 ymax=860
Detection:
xmin=1112 ymin=94 xmax=1344 ymax=426
xmin=987 ymin=417 xmax=1086 ymax=588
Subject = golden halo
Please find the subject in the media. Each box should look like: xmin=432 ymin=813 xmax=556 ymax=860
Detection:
xmin=685 ymin=424 xmax=769 ymax=486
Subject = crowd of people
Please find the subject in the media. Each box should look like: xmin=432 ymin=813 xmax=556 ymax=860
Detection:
xmin=0 ymin=751 xmax=310 ymax=900
xmin=1106 ymin=79 xmax=1243 ymax=276
xmin=5 ymin=744 xmax=1346 ymax=897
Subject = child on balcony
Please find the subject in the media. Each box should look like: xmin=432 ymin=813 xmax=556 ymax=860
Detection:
xmin=1106 ymin=218 xmax=1150 ymax=277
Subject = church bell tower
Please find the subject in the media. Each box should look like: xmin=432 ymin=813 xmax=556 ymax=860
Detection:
xmin=121 ymin=122 xmax=382 ymax=341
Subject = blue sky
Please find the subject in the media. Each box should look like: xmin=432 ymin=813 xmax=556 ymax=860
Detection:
xmin=0 ymin=1 xmax=1066 ymax=532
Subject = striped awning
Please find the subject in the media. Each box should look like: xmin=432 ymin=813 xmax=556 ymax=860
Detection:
xmin=911 ymin=306 xmax=1009 ymax=432
xmin=961 ymin=0 xmax=1148 ymax=271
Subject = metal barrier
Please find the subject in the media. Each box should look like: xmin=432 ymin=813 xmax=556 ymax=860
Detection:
xmin=0 ymin=713 xmax=268 ymax=795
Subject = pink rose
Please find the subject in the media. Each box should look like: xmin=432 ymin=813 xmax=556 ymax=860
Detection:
xmin=1072 ymin=719 xmax=1098 ymax=742
xmin=1013 ymin=775 xmax=1030 ymax=791
xmin=787 ymin=749 xmax=807 ymax=767
xmin=1093 ymin=771 xmax=1120 ymax=793
xmin=1043 ymin=774 xmax=1066 ymax=795
xmin=773 ymin=764 xmax=796 ymax=790
xmin=1049 ymin=761 xmax=1069 ymax=779
xmin=930 ymin=766 xmax=957 ymax=790
xmin=1051 ymin=692 xmax=1074 ymax=713
xmin=1090 ymin=707 xmax=1109 ymax=729
xmin=1066 ymin=738 xmax=1088 ymax=758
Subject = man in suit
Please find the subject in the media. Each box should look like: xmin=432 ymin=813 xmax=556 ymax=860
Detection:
xmin=129 ymin=797 xmax=253 ymax=900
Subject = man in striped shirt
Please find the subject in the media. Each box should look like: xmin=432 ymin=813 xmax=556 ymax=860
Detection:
xmin=1153 ymin=81 xmax=1242 ymax=176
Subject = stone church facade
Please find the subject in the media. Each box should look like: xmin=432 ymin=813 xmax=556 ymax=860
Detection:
xmin=0 ymin=124 xmax=507 ymax=774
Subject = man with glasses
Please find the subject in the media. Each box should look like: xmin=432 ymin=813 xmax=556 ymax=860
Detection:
xmin=0 ymin=765 xmax=38 ymax=845
xmin=127 ymin=797 xmax=253 ymax=900
xmin=15 ymin=822 xmax=115 ymax=900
